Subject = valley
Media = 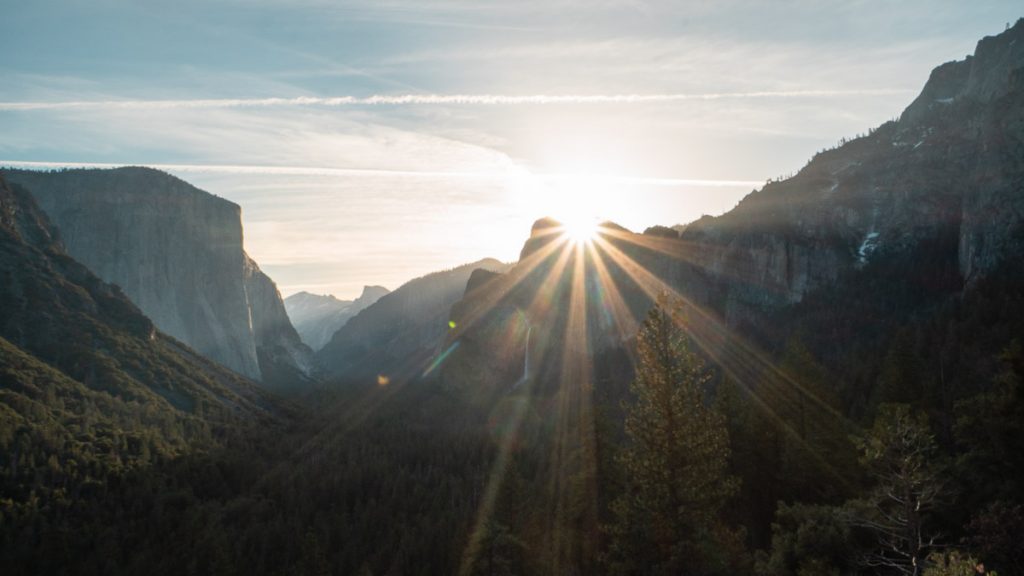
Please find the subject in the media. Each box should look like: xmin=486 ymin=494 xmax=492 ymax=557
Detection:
xmin=2 ymin=14 xmax=1024 ymax=576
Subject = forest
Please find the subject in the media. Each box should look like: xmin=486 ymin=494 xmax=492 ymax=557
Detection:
xmin=2 ymin=244 xmax=1022 ymax=575
xmin=4 ymin=4 xmax=1024 ymax=575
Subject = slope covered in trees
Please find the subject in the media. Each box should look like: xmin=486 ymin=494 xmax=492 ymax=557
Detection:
xmin=0 ymin=174 xmax=282 ymax=571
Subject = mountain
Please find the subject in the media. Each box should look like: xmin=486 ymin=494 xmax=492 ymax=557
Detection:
xmin=674 ymin=19 xmax=1024 ymax=321
xmin=284 ymin=285 xmax=389 ymax=351
xmin=0 ymin=172 xmax=297 ymax=571
xmin=0 ymin=170 xmax=276 ymax=489
xmin=316 ymin=258 xmax=509 ymax=382
xmin=1 ymin=167 xmax=313 ymax=390
xmin=0 ymin=172 xmax=275 ymax=422
xmin=434 ymin=19 xmax=1024 ymax=400
xmin=412 ymin=24 xmax=1024 ymax=565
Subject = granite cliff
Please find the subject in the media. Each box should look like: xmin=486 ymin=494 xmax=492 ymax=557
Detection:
xmin=0 ymin=173 xmax=273 ymax=416
xmin=2 ymin=167 xmax=313 ymax=389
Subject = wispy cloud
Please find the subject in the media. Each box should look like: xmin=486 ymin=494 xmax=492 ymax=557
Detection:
xmin=0 ymin=159 xmax=762 ymax=188
xmin=0 ymin=159 xmax=513 ymax=178
xmin=0 ymin=89 xmax=912 ymax=111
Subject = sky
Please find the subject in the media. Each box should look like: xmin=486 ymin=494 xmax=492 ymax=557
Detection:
xmin=1 ymin=1 xmax=1021 ymax=299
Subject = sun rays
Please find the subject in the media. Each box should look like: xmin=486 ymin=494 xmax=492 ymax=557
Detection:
xmin=325 ymin=215 xmax=865 ymax=573
xmin=262 ymin=215 xmax=863 ymax=574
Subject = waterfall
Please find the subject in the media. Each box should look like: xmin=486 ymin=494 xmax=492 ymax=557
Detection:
xmin=523 ymin=325 xmax=531 ymax=381
xmin=514 ymin=325 xmax=532 ymax=388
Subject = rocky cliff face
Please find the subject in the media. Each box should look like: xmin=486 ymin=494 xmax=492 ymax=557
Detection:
xmin=284 ymin=285 xmax=390 ymax=351
xmin=316 ymin=259 xmax=508 ymax=383
xmin=2 ymin=167 xmax=313 ymax=387
xmin=243 ymin=255 xmax=316 ymax=392
xmin=0 ymin=173 xmax=273 ymax=416
xmin=676 ymin=18 xmax=1024 ymax=321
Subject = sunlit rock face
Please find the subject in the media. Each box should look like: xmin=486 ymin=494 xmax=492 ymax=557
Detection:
xmin=4 ymin=167 xmax=313 ymax=388
xmin=284 ymin=285 xmax=390 ymax=352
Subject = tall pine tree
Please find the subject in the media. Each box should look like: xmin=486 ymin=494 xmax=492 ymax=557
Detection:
xmin=605 ymin=295 xmax=742 ymax=575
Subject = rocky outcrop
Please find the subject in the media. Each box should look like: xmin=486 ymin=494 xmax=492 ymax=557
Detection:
xmin=2 ymin=167 xmax=313 ymax=386
xmin=284 ymin=285 xmax=390 ymax=351
xmin=518 ymin=217 xmax=562 ymax=260
xmin=903 ymin=21 xmax=1024 ymax=125
xmin=316 ymin=258 xmax=509 ymax=383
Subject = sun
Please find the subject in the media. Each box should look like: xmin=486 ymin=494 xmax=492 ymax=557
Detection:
xmin=507 ymin=169 xmax=621 ymax=245
xmin=562 ymin=216 xmax=599 ymax=244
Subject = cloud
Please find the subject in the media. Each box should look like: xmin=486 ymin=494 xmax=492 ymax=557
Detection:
xmin=0 ymin=159 xmax=516 ymax=179
xmin=1 ymin=159 xmax=760 ymax=188
xmin=0 ymin=90 xmax=913 ymax=111
xmin=0 ymin=103 xmax=522 ymax=177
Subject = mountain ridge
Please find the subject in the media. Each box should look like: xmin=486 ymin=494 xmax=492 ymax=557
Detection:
xmin=431 ymin=18 xmax=1024 ymax=399
xmin=284 ymin=285 xmax=390 ymax=351
xmin=316 ymin=258 xmax=509 ymax=382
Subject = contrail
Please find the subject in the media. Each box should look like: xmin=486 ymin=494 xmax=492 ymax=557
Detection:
xmin=0 ymin=89 xmax=911 ymax=111
xmin=0 ymin=160 xmax=763 ymax=188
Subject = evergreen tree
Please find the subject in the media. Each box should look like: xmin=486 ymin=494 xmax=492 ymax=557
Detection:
xmin=769 ymin=339 xmax=859 ymax=504
xmin=850 ymin=404 xmax=948 ymax=576
xmin=753 ymin=502 xmax=854 ymax=576
xmin=605 ymin=295 xmax=740 ymax=575
xmin=714 ymin=375 xmax=783 ymax=549
xmin=955 ymin=340 xmax=1024 ymax=503
xmin=879 ymin=329 xmax=925 ymax=405
xmin=468 ymin=521 xmax=526 ymax=576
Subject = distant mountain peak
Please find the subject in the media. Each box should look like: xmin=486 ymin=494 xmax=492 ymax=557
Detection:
xmin=357 ymin=285 xmax=390 ymax=302
xmin=284 ymin=284 xmax=390 ymax=352
xmin=289 ymin=290 xmax=343 ymax=303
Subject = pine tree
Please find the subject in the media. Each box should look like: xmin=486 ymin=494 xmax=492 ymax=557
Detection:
xmin=850 ymin=404 xmax=948 ymax=575
xmin=879 ymin=329 xmax=924 ymax=405
xmin=769 ymin=339 xmax=859 ymax=503
xmin=714 ymin=375 xmax=779 ymax=549
xmin=605 ymin=295 xmax=740 ymax=575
